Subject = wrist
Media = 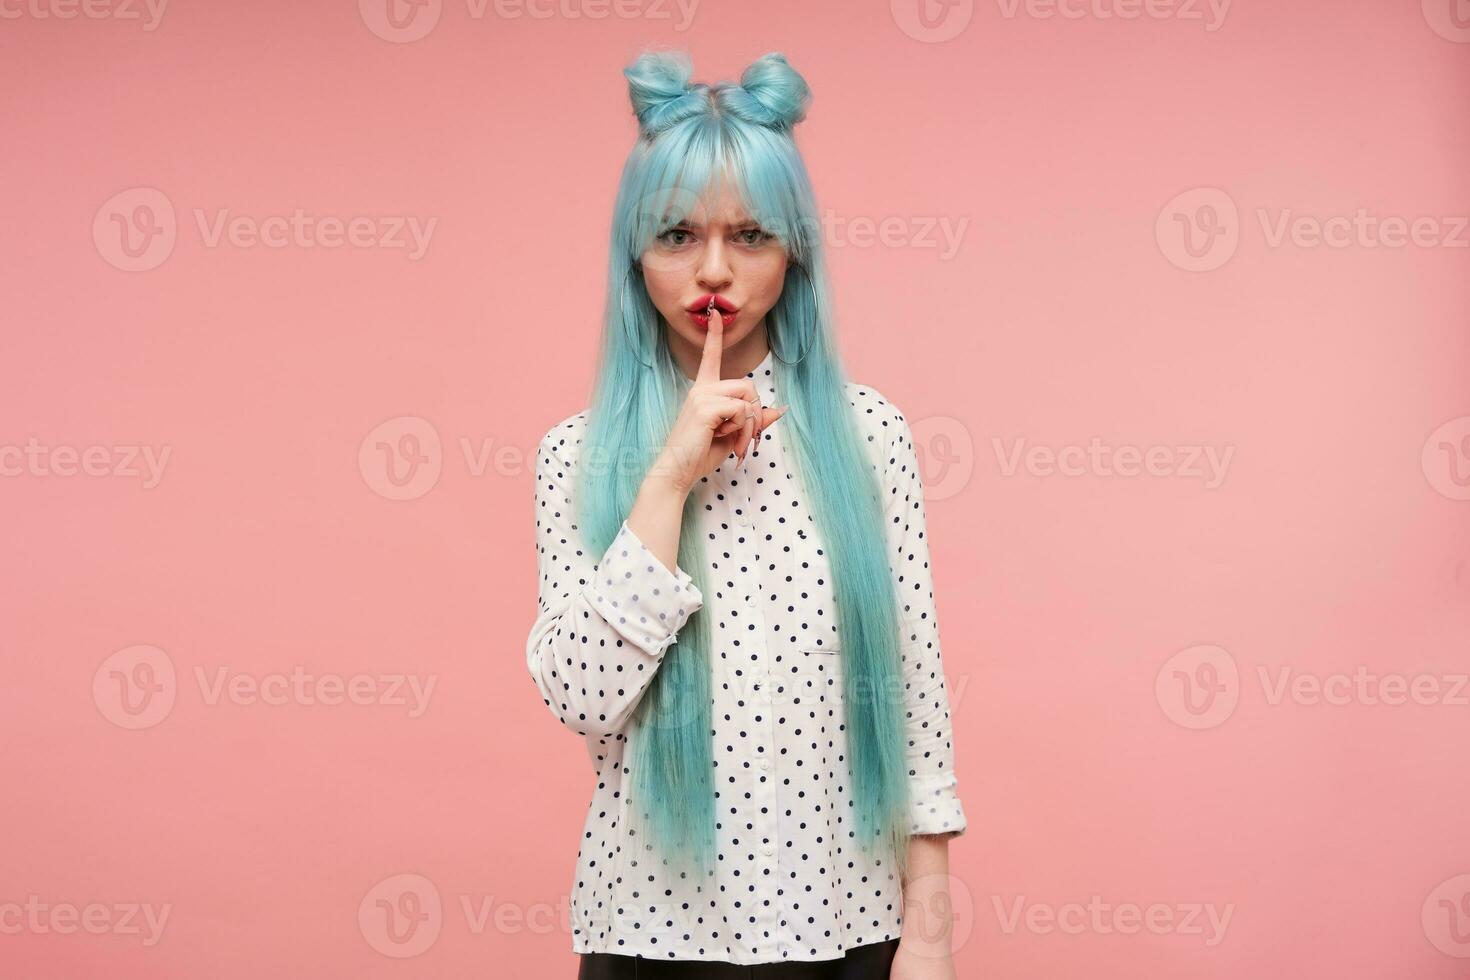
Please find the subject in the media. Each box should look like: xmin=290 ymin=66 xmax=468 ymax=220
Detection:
xmin=645 ymin=452 xmax=694 ymax=499
xmin=898 ymin=915 xmax=954 ymax=951
xmin=639 ymin=474 xmax=690 ymax=510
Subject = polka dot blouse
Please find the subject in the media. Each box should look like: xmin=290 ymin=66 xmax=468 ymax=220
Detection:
xmin=525 ymin=347 xmax=968 ymax=966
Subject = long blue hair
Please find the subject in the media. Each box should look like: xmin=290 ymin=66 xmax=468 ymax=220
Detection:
xmin=575 ymin=49 xmax=913 ymax=881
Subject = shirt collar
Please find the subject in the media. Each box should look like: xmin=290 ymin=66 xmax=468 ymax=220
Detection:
xmin=674 ymin=347 xmax=777 ymax=400
xmin=745 ymin=347 xmax=777 ymax=401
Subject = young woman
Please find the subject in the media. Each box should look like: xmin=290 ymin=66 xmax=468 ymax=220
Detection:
xmin=526 ymin=49 xmax=968 ymax=980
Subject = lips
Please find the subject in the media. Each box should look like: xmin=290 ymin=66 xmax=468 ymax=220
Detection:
xmin=687 ymin=294 xmax=739 ymax=328
xmin=688 ymin=307 xmax=737 ymax=328
xmin=687 ymin=294 xmax=739 ymax=315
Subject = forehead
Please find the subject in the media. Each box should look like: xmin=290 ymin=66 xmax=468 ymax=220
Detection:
xmin=673 ymin=183 xmax=755 ymax=226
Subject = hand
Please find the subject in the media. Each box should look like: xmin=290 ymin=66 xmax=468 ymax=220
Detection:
xmin=650 ymin=307 xmax=789 ymax=495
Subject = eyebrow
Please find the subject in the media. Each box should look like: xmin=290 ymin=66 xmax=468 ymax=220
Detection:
xmin=666 ymin=217 xmax=761 ymax=229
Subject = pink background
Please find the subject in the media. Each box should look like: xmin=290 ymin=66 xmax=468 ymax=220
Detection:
xmin=3 ymin=0 xmax=1468 ymax=977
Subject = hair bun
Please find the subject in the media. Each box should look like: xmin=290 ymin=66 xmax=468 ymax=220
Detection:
xmin=624 ymin=50 xmax=702 ymax=137
xmin=623 ymin=49 xmax=812 ymax=138
xmin=736 ymin=52 xmax=811 ymax=130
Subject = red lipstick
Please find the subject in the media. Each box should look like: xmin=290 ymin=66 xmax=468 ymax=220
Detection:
xmin=686 ymin=294 xmax=739 ymax=329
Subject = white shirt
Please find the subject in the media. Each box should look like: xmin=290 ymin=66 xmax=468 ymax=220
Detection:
xmin=526 ymin=346 xmax=968 ymax=965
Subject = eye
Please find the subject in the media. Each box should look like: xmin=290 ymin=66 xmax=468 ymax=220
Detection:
xmin=656 ymin=227 xmax=694 ymax=247
xmin=736 ymin=228 xmax=774 ymax=246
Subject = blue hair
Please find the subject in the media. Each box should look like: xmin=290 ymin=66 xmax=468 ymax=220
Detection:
xmin=575 ymin=49 xmax=912 ymax=881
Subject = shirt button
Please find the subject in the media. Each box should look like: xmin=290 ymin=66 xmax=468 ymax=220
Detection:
xmin=744 ymin=593 xmax=756 ymax=608
xmin=762 ymin=841 xmax=776 ymax=856
xmin=759 ymin=757 xmax=770 ymax=771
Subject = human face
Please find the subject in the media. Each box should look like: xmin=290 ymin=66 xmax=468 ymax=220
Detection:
xmin=638 ymin=181 xmax=789 ymax=380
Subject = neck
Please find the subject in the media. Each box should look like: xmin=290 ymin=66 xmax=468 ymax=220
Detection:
xmin=670 ymin=321 xmax=770 ymax=382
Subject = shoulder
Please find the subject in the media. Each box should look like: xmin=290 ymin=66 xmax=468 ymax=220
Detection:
xmin=845 ymin=380 xmax=912 ymax=443
xmin=535 ymin=409 xmax=589 ymax=468
xmin=843 ymin=380 xmax=918 ymax=487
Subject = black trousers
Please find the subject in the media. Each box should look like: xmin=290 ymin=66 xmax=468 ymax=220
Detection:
xmin=576 ymin=938 xmax=899 ymax=979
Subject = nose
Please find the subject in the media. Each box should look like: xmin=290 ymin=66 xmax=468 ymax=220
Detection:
xmin=695 ymin=236 xmax=732 ymax=292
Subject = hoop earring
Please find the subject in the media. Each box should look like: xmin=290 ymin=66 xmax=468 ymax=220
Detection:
xmin=619 ymin=263 xmax=656 ymax=369
xmin=770 ymin=265 xmax=817 ymax=365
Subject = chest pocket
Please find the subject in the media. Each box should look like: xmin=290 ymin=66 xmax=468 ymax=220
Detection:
xmin=788 ymin=525 xmax=841 ymax=653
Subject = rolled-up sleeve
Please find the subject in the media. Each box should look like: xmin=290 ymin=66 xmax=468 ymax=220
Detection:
xmin=585 ymin=521 xmax=703 ymax=657
xmin=526 ymin=427 xmax=703 ymax=739
xmin=880 ymin=401 xmax=969 ymax=839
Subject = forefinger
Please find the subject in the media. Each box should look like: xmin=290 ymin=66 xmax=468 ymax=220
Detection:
xmin=695 ymin=309 xmax=723 ymax=384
